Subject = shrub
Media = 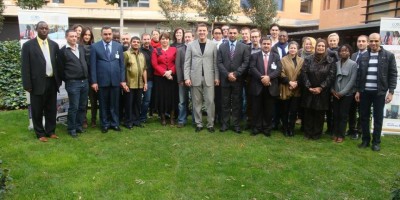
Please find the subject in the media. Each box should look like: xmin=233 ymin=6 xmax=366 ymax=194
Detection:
xmin=0 ymin=160 xmax=13 ymax=197
xmin=392 ymin=172 xmax=400 ymax=200
xmin=0 ymin=40 xmax=27 ymax=110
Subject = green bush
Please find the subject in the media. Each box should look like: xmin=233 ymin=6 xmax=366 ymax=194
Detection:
xmin=0 ymin=40 xmax=27 ymax=110
xmin=393 ymin=172 xmax=400 ymax=200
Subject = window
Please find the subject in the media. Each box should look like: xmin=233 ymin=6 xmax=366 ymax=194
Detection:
xmin=85 ymin=0 xmax=97 ymax=2
xmin=339 ymin=0 xmax=358 ymax=9
xmin=53 ymin=0 xmax=64 ymax=3
xmin=274 ymin=0 xmax=284 ymax=11
xmin=119 ymin=0 xmax=149 ymax=7
xmin=300 ymin=0 xmax=312 ymax=13
xmin=323 ymin=0 xmax=330 ymax=10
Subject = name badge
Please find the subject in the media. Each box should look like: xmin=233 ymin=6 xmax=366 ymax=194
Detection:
xmin=115 ymin=51 xmax=120 ymax=59
xmin=271 ymin=62 xmax=277 ymax=70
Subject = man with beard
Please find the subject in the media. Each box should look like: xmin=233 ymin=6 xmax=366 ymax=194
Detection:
xmin=121 ymin=33 xmax=131 ymax=52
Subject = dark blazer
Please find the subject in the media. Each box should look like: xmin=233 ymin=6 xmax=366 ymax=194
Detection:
xmin=249 ymin=51 xmax=282 ymax=96
xmin=175 ymin=45 xmax=187 ymax=83
xmin=90 ymin=41 xmax=125 ymax=87
xmin=21 ymin=37 xmax=61 ymax=95
xmin=217 ymin=41 xmax=250 ymax=87
xmin=58 ymin=45 xmax=88 ymax=81
xmin=350 ymin=50 xmax=368 ymax=65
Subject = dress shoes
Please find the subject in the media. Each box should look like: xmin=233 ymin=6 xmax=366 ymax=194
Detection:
xmin=207 ymin=127 xmax=215 ymax=133
xmin=287 ymin=130 xmax=294 ymax=137
xmin=124 ymin=125 xmax=133 ymax=130
xmin=195 ymin=127 xmax=203 ymax=132
xmin=220 ymin=125 xmax=228 ymax=132
xmin=38 ymin=137 xmax=48 ymax=142
xmin=251 ymin=129 xmax=259 ymax=136
xmin=111 ymin=126 xmax=121 ymax=131
xmin=233 ymin=127 xmax=242 ymax=134
xmin=371 ymin=144 xmax=380 ymax=151
xmin=351 ymin=134 xmax=359 ymax=140
xmin=358 ymin=142 xmax=370 ymax=148
xmin=49 ymin=134 xmax=59 ymax=139
xmin=263 ymin=130 xmax=271 ymax=137
xmin=101 ymin=127 xmax=109 ymax=133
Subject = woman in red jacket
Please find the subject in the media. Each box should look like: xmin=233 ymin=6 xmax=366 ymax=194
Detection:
xmin=151 ymin=32 xmax=178 ymax=126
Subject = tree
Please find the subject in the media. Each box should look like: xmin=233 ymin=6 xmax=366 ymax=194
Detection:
xmin=16 ymin=0 xmax=47 ymax=10
xmin=158 ymin=0 xmax=193 ymax=31
xmin=195 ymin=0 xmax=240 ymax=30
xmin=242 ymin=0 xmax=278 ymax=35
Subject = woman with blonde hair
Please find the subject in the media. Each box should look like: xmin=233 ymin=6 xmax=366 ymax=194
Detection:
xmin=280 ymin=41 xmax=304 ymax=137
xmin=298 ymin=37 xmax=316 ymax=58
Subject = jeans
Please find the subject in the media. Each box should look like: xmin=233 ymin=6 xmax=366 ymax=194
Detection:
xmin=178 ymin=84 xmax=189 ymax=124
xmin=139 ymin=80 xmax=153 ymax=123
xmin=65 ymin=80 xmax=89 ymax=134
xmin=360 ymin=91 xmax=385 ymax=145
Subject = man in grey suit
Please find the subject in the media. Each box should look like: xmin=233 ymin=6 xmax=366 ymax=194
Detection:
xmin=218 ymin=26 xmax=250 ymax=133
xmin=184 ymin=23 xmax=219 ymax=133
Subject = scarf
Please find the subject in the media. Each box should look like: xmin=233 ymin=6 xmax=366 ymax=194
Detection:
xmin=277 ymin=42 xmax=288 ymax=57
xmin=151 ymin=39 xmax=161 ymax=49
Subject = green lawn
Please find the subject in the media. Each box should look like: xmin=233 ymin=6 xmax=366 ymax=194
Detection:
xmin=0 ymin=110 xmax=399 ymax=199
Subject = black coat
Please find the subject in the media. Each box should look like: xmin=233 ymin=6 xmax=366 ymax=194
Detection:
xmin=301 ymin=54 xmax=336 ymax=110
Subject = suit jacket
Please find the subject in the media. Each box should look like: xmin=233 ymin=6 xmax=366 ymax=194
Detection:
xmin=184 ymin=39 xmax=218 ymax=87
xmin=249 ymin=51 xmax=282 ymax=96
xmin=217 ymin=41 xmax=250 ymax=87
xmin=175 ymin=45 xmax=187 ymax=83
xmin=21 ymin=37 xmax=61 ymax=95
xmin=90 ymin=40 xmax=125 ymax=87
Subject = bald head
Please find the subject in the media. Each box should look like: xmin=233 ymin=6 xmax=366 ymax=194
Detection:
xmin=369 ymin=33 xmax=381 ymax=52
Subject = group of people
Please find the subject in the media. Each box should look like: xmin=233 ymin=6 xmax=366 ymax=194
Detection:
xmin=21 ymin=21 xmax=397 ymax=152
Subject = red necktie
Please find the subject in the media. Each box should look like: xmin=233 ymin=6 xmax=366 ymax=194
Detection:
xmin=264 ymin=53 xmax=268 ymax=75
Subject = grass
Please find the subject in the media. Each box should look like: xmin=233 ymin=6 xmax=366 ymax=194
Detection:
xmin=0 ymin=109 xmax=400 ymax=199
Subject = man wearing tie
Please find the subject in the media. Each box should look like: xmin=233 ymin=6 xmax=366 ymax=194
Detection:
xmin=348 ymin=35 xmax=369 ymax=140
xmin=218 ymin=26 xmax=250 ymax=133
xmin=21 ymin=21 xmax=62 ymax=142
xmin=90 ymin=26 xmax=127 ymax=133
xmin=249 ymin=37 xmax=282 ymax=136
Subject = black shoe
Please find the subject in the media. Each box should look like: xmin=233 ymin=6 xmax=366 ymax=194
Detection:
xmin=351 ymin=134 xmax=359 ymax=140
xmin=358 ymin=142 xmax=370 ymax=148
xmin=101 ymin=127 xmax=108 ymax=133
xmin=263 ymin=130 xmax=271 ymax=137
xmin=220 ymin=125 xmax=228 ymax=132
xmin=233 ymin=127 xmax=242 ymax=134
xmin=111 ymin=126 xmax=121 ymax=131
xmin=124 ymin=125 xmax=133 ymax=129
xmin=371 ymin=144 xmax=380 ymax=151
xmin=251 ymin=129 xmax=259 ymax=136
xmin=287 ymin=130 xmax=294 ymax=137
xmin=208 ymin=127 xmax=215 ymax=133
xmin=195 ymin=127 xmax=203 ymax=132
xmin=76 ymin=129 xmax=86 ymax=134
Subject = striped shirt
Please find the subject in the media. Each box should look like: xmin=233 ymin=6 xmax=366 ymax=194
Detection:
xmin=365 ymin=52 xmax=378 ymax=91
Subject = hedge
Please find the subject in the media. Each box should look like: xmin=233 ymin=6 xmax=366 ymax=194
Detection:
xmin=0 ymin=40 xmax=27 ymax=110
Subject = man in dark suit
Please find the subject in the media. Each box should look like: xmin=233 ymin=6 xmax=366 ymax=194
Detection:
xmin=58 ymin=29 xmax=89 ymax=138
xmin=90 ymin=26 xmax=127 ymax=133
xmin=249 ymin=37 xmax=282 ymax=136
xmin=21 ymin=21 xmax=62 ymax=142
xmin=218 ymin=26 xmax=250 ymax=133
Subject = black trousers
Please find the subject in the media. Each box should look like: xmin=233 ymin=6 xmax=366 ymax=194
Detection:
xmin=332 ymin=95 xmax=353 ymax=138
xmin=214 ymin=85 xmax=222 ymax=125
xmin=30 ymin=77 xmax=57 ymax=138
xmin=221 ymin=84 xmax=243 ymax=128
xmin=325 ymin=94 xmax=333 ymax=133
xmin=88 ymin=87 xmax=99 ymax=123
xmin=359 ymin=91 xmax=385 ymax=145
xmin=303 ymin=108 xmax=325 ymax=138
xmin=124 ymin=88 xmax=143 ymax=126
xmin=281 ymin=97 xmax=300 ymax=132
xmin=252 ymin=88 xmax=275 ymax=131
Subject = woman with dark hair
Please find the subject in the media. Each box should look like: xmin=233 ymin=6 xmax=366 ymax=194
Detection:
xmin=171 ymin=27 xmax=185 ymax=48
xmin=151 ymin=32 xmax=178 ymax=126
xmin=150 ymin=30 xmax=161 ymax=48
xmin=331 ymin=44 xmax=358 ymax=143
xmin=280 ymin=41 xmax=304 ymax=137
xmin=80 ymin=27 xmax=98 ymax=128
xmin=72 ymin=24 xmax=84 ymax=42
xmin=301 ymin=39 xmax=336 ymax=140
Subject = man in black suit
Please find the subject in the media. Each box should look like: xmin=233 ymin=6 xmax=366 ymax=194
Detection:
xmin=249 ymin=37 xmax=282 ymax=136
xmin=90 ymin=26 xmax=127 ymax=133
xmin=21 ymin=21 xmax=62 ymax=142
xmin=58 ymin=29 xmax=89 ymax=138
xmin=218 ymin=26 xmax=250 ymax=133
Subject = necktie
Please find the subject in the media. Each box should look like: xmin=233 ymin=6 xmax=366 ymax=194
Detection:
xmin=105 ymin=43 xmax=111 ymax=59
xmin=264 ymin=53 xmax=268 ymax=75
xmin=42 ymin=41 xmax=53 ymax=76
xmin=356 ymin=52 xmax=361 ymax=62
xmin=230 ymin=43 xmax=235 ymax=59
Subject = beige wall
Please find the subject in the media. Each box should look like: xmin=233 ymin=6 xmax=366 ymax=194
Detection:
xmin=319 ymin=0 xmax=367 ymax=29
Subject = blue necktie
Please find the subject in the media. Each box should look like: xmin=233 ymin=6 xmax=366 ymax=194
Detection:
xmin=105 ymin=43 xmax=111 ymax=59
xmin=230 ymin=43 xmax=235 ymax=59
